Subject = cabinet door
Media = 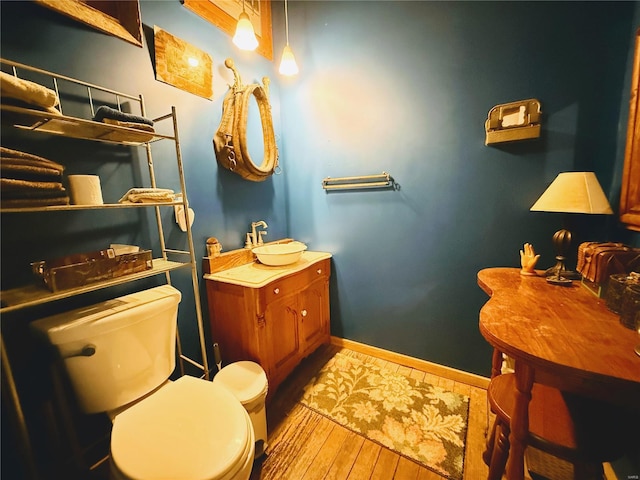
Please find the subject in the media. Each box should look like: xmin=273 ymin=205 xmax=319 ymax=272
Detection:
xmin=263 ymin=294 xmax=300 ymax=385
xmin=299 ymin=277 xmax=330 ymax=357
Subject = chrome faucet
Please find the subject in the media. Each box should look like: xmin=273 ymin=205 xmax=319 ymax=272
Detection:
xmin=248 ymin=220 xmax=268 ymax=247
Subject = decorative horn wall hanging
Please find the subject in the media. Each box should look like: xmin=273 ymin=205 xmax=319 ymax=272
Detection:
xmin=213 ymin=58 xmax=278 ymax=182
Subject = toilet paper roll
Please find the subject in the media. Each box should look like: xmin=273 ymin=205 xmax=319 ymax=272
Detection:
xmin=68 ymin=175 xmax=104 ymax=205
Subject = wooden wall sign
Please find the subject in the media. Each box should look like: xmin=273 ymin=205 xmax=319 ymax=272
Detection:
xmin=183 ymin=0 xmax=273 ymax=61
xmin=36 ymin=0 xmax=143 ymax=47
xmin=154 ymin=26 xmax=213 ymax=100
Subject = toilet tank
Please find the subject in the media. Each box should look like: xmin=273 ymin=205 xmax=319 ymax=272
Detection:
xmin=31 ymin=285 xmax=181 ymax=414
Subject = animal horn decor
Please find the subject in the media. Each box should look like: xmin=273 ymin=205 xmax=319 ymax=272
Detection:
xmin=213 ymin=58 xmax=278 ymax=182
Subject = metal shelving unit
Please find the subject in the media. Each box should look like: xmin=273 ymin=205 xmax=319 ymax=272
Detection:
xmin=0 ymin=58 xmax=209 ymax=478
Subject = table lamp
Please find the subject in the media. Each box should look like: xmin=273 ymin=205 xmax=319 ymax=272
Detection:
xmin=530 ymin=172 xmax=613 ymax=284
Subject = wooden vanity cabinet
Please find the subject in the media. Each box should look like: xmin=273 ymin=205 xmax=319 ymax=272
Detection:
xmin=205 ymin=258 xmax=331 ymax=397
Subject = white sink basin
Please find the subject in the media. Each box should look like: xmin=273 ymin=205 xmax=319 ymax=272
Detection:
xmin=252 ymin=241 xmax=307 ymax=266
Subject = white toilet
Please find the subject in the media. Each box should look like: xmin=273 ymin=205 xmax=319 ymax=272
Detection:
xmin=30 ymin=285 xmax=255 ymax=480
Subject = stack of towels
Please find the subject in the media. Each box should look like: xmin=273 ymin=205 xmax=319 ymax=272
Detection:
xmin=1 ymin=147 xmax=69 ymax=208
xmin=0 ymin=71 xmax=61 ymax=114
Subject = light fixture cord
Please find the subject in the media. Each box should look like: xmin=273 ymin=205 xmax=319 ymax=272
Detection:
xmin=284 ymin=0 xmax=290 ymax=46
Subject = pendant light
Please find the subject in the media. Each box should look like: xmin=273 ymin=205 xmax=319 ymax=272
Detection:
xmin=278 ymin=0 xmax=298 ymax=76
xmin=233 ymin=0 xmax=258 ymax=51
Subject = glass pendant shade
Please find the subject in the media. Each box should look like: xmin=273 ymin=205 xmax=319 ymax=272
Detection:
xmin=279 ymin=45 xmax=299 ymax=76
xmin=233 ymin=12 xmax=258 ymax=51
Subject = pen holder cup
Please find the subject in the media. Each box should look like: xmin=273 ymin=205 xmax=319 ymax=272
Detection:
xmin=619 ymin=284 xmax=640 ymax=330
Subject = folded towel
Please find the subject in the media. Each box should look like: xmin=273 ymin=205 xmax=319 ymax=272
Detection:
xmin=0 ymin=71 xmax=59 ymax=109
xmin=1 ymin=147 xmax=64 ymax=181
xmin=1 ymin=175 xmax=69 ymax=207
xmin=1 ymin=162 xmax=62 ymax=182
xmin=118 ymin=188 xmax=175 ymax=203
xmin=1 ymin=177 xmax=65 ymax=193
xmin=1 ymin=196 xmax=69 ymax=208
xmin=1 ymin=97 xmax=62 ymax=115
xmin=93 ymin=106 xmax=154 ymax=126
xmin=0 ymin=147 xmax=65 ymax=171
xmin=103 ymin=118 xmax=156 ymax=133
xmin=2 ymin=186 xmax=68 ymax=200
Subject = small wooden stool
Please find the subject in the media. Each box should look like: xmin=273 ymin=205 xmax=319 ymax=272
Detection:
xmin=483 ymin=373 xmax=636 ymax=480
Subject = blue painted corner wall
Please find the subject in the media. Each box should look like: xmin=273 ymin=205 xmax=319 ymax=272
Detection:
xmin=2 ymin=1 xmax=639 ymax=385
xmin=276 ymin=1 xmax=640 ymax=375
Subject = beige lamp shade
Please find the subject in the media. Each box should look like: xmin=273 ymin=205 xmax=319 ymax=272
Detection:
xmin=530 ymin=172 xmax=613 ymax=214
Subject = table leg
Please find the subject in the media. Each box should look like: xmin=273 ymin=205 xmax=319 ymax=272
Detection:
xmin=505 ymin=360 xmax=534 ymax=480
xmin=491 ymin=348 xmax=502 ymax=378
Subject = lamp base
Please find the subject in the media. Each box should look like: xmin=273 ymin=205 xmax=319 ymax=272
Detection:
xmin=544 ymin=252 xmax=582 ymax=281
xmin=544 ymin=266 xmax=581 ymax=280
xmin=546 ymin=275 xmax=573 ymax=286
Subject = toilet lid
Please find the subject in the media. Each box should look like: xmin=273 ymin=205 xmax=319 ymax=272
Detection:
xmin=213 ymin=361 xmax=268 ymax=404
xmin=111 ymin=375 xmax=250 ymax=480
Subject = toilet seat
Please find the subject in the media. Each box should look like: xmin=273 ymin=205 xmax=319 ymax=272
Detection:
xmin=111 ymin=375 xmax=253 ymax=480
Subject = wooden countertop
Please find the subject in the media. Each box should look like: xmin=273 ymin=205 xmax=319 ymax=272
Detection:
xmin=203 ymin=251 xmax=332 ymax=288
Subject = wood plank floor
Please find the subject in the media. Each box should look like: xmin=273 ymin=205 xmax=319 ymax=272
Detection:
xmin=251 ymin=343 xmax=491 ymax=480
xmin=251 ymin=342 xmax=620 ymax=480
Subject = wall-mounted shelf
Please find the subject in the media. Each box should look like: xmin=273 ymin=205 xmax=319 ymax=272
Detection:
xmin=2 ymin=104 xmax=173 ymax=145
xmin=0 ymin=200 xmax=184 ymax=213
xmin=485 ymin=98 xmax=542 ymax=145
xmin=0 ymin=259 xmax=189 ymax=313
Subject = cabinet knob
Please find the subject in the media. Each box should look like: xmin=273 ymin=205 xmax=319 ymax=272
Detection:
xmin=301 ymin=309 xmax=308 ymax=317
xmin=317 ymin=269 xmax=322 ymax=275
xmin=273 ymin=287 xmax=280 ymax=295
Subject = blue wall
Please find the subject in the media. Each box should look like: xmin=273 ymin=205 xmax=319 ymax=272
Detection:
xmin=279 ymin=1 xmax=640 ymax=374
xmin=1 ymin=0 xmax=639 ymax=374
xmin=2 ymin=1 xmax=640 ymax=477
xmin=1 ymin=0 xmax=638 ymax=378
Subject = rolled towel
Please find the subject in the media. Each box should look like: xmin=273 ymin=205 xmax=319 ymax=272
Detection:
xmin=93 ymin=106 xmax=154 ymax=126
xmin=0 ymin=71 xmax=59 ymax=109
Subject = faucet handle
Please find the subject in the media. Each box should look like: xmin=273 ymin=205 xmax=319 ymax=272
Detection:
xmin=258 ymin=231 xmax=267 ymax=245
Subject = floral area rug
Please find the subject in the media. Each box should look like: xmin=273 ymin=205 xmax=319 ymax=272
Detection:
xmin=301 ymin=351 xmax=470 ymax=480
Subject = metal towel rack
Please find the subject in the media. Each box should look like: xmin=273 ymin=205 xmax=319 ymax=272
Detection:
xmin=322 ymin=172 xmax=395 ymax=191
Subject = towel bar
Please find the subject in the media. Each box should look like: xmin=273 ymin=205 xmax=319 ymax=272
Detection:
xmin=322 ymin=172 xmax=395 ymax=191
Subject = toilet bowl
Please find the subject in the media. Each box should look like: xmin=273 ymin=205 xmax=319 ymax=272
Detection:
xmin=110 ymin=376 xmax=254 ymax=480
xmin=30 ymin=285 xmax=255 ymax=480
